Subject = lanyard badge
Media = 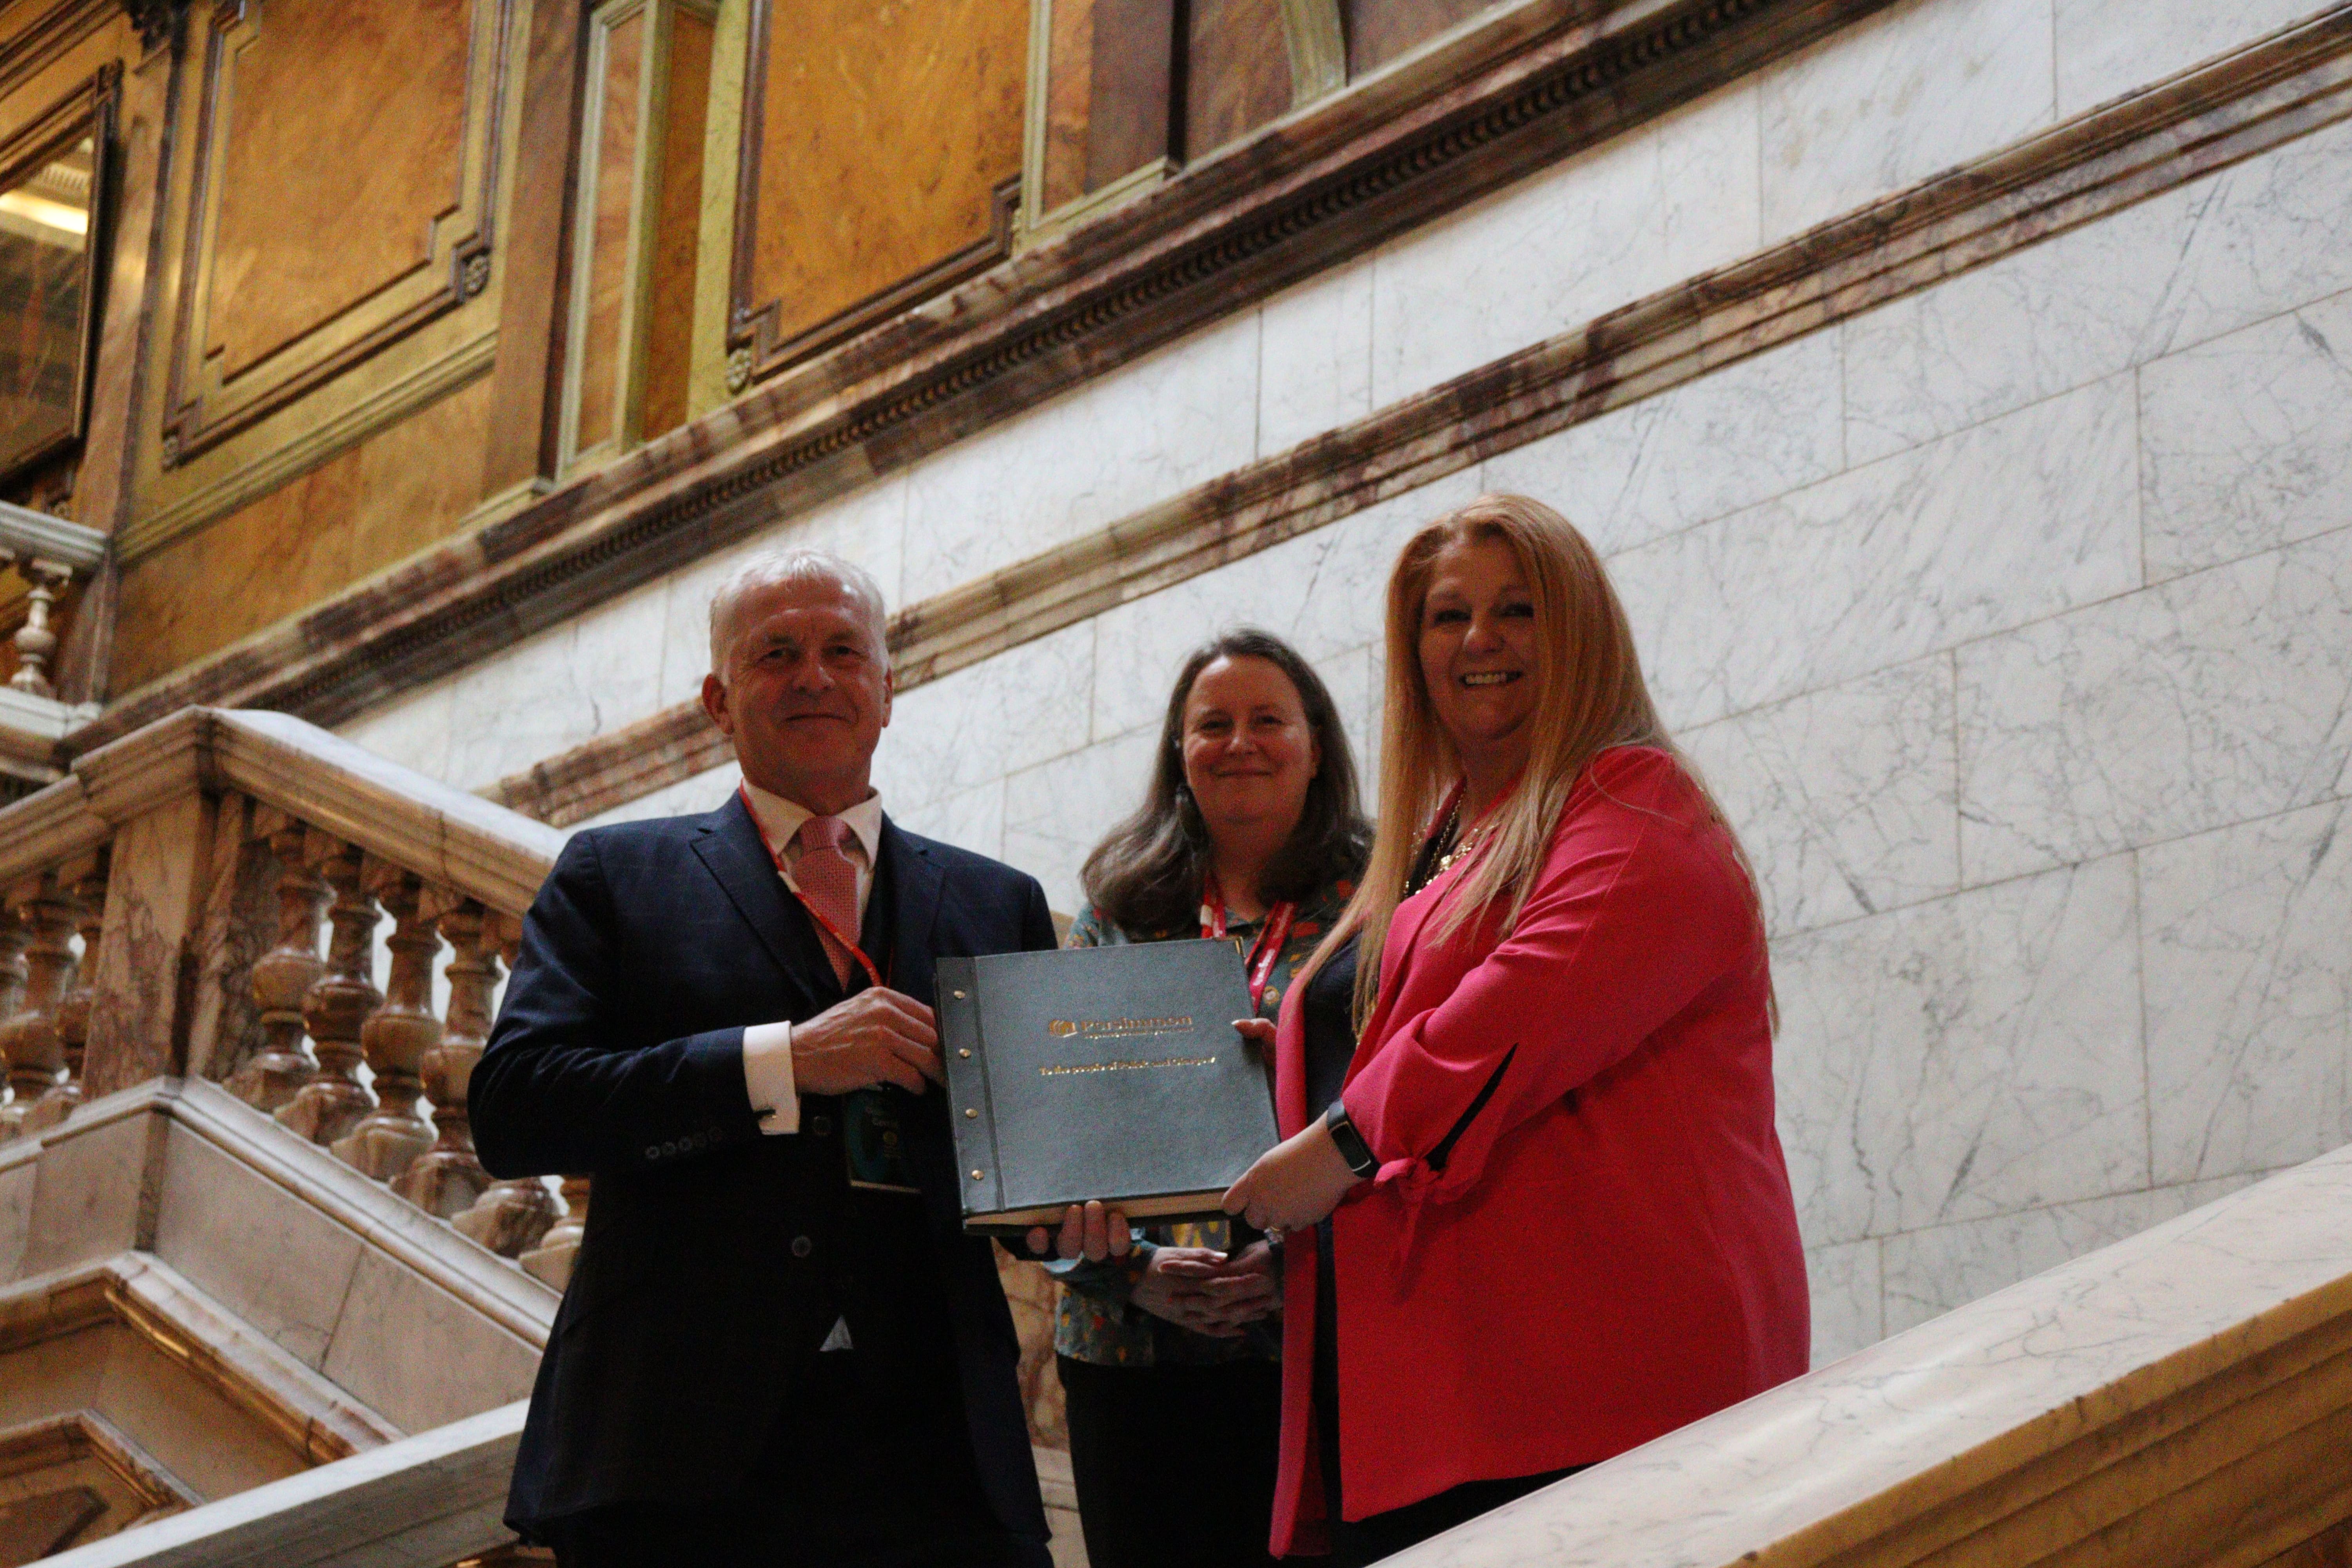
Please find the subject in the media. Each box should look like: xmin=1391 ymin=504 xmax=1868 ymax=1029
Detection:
xmin=1201 ymin=874 xmax=1297 ymax=1013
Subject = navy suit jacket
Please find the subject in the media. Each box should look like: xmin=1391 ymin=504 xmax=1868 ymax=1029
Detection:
xmin=470 ymin=792 xmax=1057 ymax=1535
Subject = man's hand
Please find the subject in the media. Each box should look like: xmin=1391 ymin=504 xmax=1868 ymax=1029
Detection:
xmin=1223 ymin=1120 xmax=1362 ymax=1232
xmin=1133 ymin=1241 xmax=1280 ymax=1337
xmin=1026 ymin=1200 xmax=1132 ymax=1261
xmin=789 ymin=987 xmax=942 ymax=1095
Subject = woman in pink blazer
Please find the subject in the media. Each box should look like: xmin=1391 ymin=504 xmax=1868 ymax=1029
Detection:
xmin=1224 ymin=494 xmax=1809 ymax=1563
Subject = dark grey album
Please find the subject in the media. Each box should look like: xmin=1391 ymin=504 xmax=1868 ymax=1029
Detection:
xmin=939 ymin=942 xmax=1278 ymax=1233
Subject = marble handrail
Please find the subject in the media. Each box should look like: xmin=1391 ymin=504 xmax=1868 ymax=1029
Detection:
xmin=0 ymin=706 xmax=565 ymax=909
xmin=0 ymin=501 xmax=106 ymax=572
xmin=1387 ymin=1143 xmax=2352 ymax=1567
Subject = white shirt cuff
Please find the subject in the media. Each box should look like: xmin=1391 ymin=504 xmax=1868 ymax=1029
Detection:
xmin=742 ymin=1021 xmax=799 ymax=1134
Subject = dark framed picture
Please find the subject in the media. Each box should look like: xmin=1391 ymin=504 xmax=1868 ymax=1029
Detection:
xmin=0 ymin=65 xmax=116 ymax=487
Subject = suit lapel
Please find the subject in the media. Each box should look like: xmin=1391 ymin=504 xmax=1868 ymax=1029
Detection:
xmin=689 ymin=793 xmax=831 ymax=1014
xmin=879 ymin=815 xmax=944 ymax=1007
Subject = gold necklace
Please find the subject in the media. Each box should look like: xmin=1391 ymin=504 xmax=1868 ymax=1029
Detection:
xmin=1432 ymin=820 xmax=1490 ymax=878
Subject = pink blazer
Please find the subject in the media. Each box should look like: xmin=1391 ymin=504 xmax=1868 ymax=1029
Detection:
xmin=1269 ymin=746 xmax=1809 ymax=1553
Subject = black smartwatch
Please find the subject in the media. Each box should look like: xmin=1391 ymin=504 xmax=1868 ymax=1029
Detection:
xmin=1323 ymin=1101 xmax=1378 ymax=1178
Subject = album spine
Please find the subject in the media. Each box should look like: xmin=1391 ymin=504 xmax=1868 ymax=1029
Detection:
xmin=941 ymin=957 xmax=1006 ymax=1218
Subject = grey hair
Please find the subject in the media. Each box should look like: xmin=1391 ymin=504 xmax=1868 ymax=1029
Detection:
xmin=707 ymin=548 xmax=891 ymax=674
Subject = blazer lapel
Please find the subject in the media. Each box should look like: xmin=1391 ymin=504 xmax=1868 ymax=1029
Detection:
xmin=689 ymin=793 xmax=830 ymax=1014
xmin=879 ymin=815 xmax=944 ymax=1007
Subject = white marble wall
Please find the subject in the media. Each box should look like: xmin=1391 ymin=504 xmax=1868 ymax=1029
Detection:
xmin=339 ymin=0 xmax=2352 ymax=1365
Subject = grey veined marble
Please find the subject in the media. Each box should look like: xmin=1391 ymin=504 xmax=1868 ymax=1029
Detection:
xmin=1372 ymin=1144 xmax=2352 ymax=1567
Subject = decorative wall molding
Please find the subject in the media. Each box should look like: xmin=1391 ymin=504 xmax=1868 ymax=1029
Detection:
xmin=0 ymin=0 xmax=118 ymax=99
xmin=155 ymin=0 xmax=514 ymax=466
xmin=0 ymin=1251 xmax=402 ymax=1463
xmin=118 ymin=328 xmax=497 ymax=564
xmin=0 ymin=1409 xmax=196 ymax=1540
xmin=483 ymin=3 xmax=2352 ymax=826
xmin=72 ymin=0 xmax=1899 ymax=753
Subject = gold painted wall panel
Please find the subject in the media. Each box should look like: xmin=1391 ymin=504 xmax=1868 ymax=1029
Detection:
xmin=748 ymin=0 xmax=1025 ymax=352
xmin=113 ymin=375 xmax=494 ymax=691
xmin=640 ymin=7 xmax=711 ymax=439
xmin=207 ymin=0 xmax=475 ymax=379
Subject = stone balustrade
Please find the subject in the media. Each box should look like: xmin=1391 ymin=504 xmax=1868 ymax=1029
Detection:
xmin=0 ymin=499 xmax=104 ymax=703
xmin=0 ymin=708 xmax=587 ymax=1287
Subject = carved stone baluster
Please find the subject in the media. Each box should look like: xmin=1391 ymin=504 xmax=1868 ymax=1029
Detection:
xmin=225 ymin=822 xmax=330 ymax=1111
xmin=0 ymin=876 xmax=79 ymax=1139
xmin=394 ymin=898 xmax=493 ymax=1218
xmin=454 ymin=912 xmax=556 ymax=1256
xmin=332 ymin=864 xmax=440 ymax=1180
xmin=40 ymin=859 xmax=108 ymax=1132
xmin=519 ymin=1176 xmax=589 ymax=1290
xmin=0 ymin=904 xmax=27 ymax=1127
xmin=9 ymin=560 xmax=73 ymax=699
xmin=276 ymin=839 xmax=379 ymax=1144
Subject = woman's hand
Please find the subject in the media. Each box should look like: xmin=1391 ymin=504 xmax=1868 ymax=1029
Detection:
xmin=1223 ymin=1120 xmax=1362 ymax=1232
xmin=1132 ymin=1242 xmax=1281 ymax=1336
xmin=1026 ymin=1200 xmax=1133 ymax=1261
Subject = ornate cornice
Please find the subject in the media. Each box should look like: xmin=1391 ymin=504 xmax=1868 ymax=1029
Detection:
xmin=75 ymin=0 xmax=1894 ymax=752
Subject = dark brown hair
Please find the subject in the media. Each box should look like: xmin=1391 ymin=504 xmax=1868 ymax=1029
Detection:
xmin=1082 ymin=629 xmax=1373 ymax=935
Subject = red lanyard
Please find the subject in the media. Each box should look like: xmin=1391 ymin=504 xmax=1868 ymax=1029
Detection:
xmin=1201 ymin=874 xmax=1296 ymax=1012
xmin=740 ymin=784 xmax=885 ymax=990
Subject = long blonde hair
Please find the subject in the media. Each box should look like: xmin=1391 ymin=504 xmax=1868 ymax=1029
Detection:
xmin=1305 ymin=493 xmax=1760 ymax=1027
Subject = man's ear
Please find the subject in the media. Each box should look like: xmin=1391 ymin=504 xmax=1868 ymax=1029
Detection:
xmin=701 ymin=670 xmax=735 ymax=737
xmin=877 ymin=666 xmax=894 ymax=728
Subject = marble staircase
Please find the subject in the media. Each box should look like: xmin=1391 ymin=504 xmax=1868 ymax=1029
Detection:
xmin=0 ymin=705 xmax=2343 ymax=1566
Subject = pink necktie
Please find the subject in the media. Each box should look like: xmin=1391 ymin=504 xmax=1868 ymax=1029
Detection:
xmin=793 ymin=815 xmax=860 ymax=989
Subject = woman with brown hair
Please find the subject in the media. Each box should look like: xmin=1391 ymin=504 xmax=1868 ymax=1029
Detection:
xmin=1052 ymin=628 xmax=1372 ymax=1568
xmin=1222 ymin=495 xmax=1809 ymax=1564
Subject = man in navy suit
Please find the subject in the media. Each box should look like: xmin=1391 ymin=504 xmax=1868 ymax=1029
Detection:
xmin=472 ymin=548 xmax=1072 ymax=1566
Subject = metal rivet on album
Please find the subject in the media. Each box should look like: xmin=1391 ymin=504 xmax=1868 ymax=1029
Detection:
xmin=958 ymin=1048 xmax=971 ymax=1058
xmin=964 ymin=1108 xmax=978 ymax=1118
xmin=953 ymin=989 xmax=967 ymax=999
xmin=970 ymin=1169 xmax=985 ymax=1180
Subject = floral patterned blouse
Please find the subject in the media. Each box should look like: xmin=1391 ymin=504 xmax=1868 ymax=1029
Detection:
xmin=1049 ymin=878 xmax=1354 ymax=1368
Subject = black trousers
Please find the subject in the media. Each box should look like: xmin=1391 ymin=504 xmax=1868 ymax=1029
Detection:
xmin=1058 ymin=1353 xmax=1283 ymax=1568
xmin=544 ymin=1351 xmax=1051 ymax=1568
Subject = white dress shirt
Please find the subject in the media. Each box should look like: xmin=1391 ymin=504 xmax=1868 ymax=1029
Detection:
xmin=737 ymin=780 xmax=885 ymax=1137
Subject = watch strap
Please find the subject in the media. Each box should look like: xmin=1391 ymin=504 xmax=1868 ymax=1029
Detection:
xmin=1323 ymin=1100 xmax=1378 ymax=1178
